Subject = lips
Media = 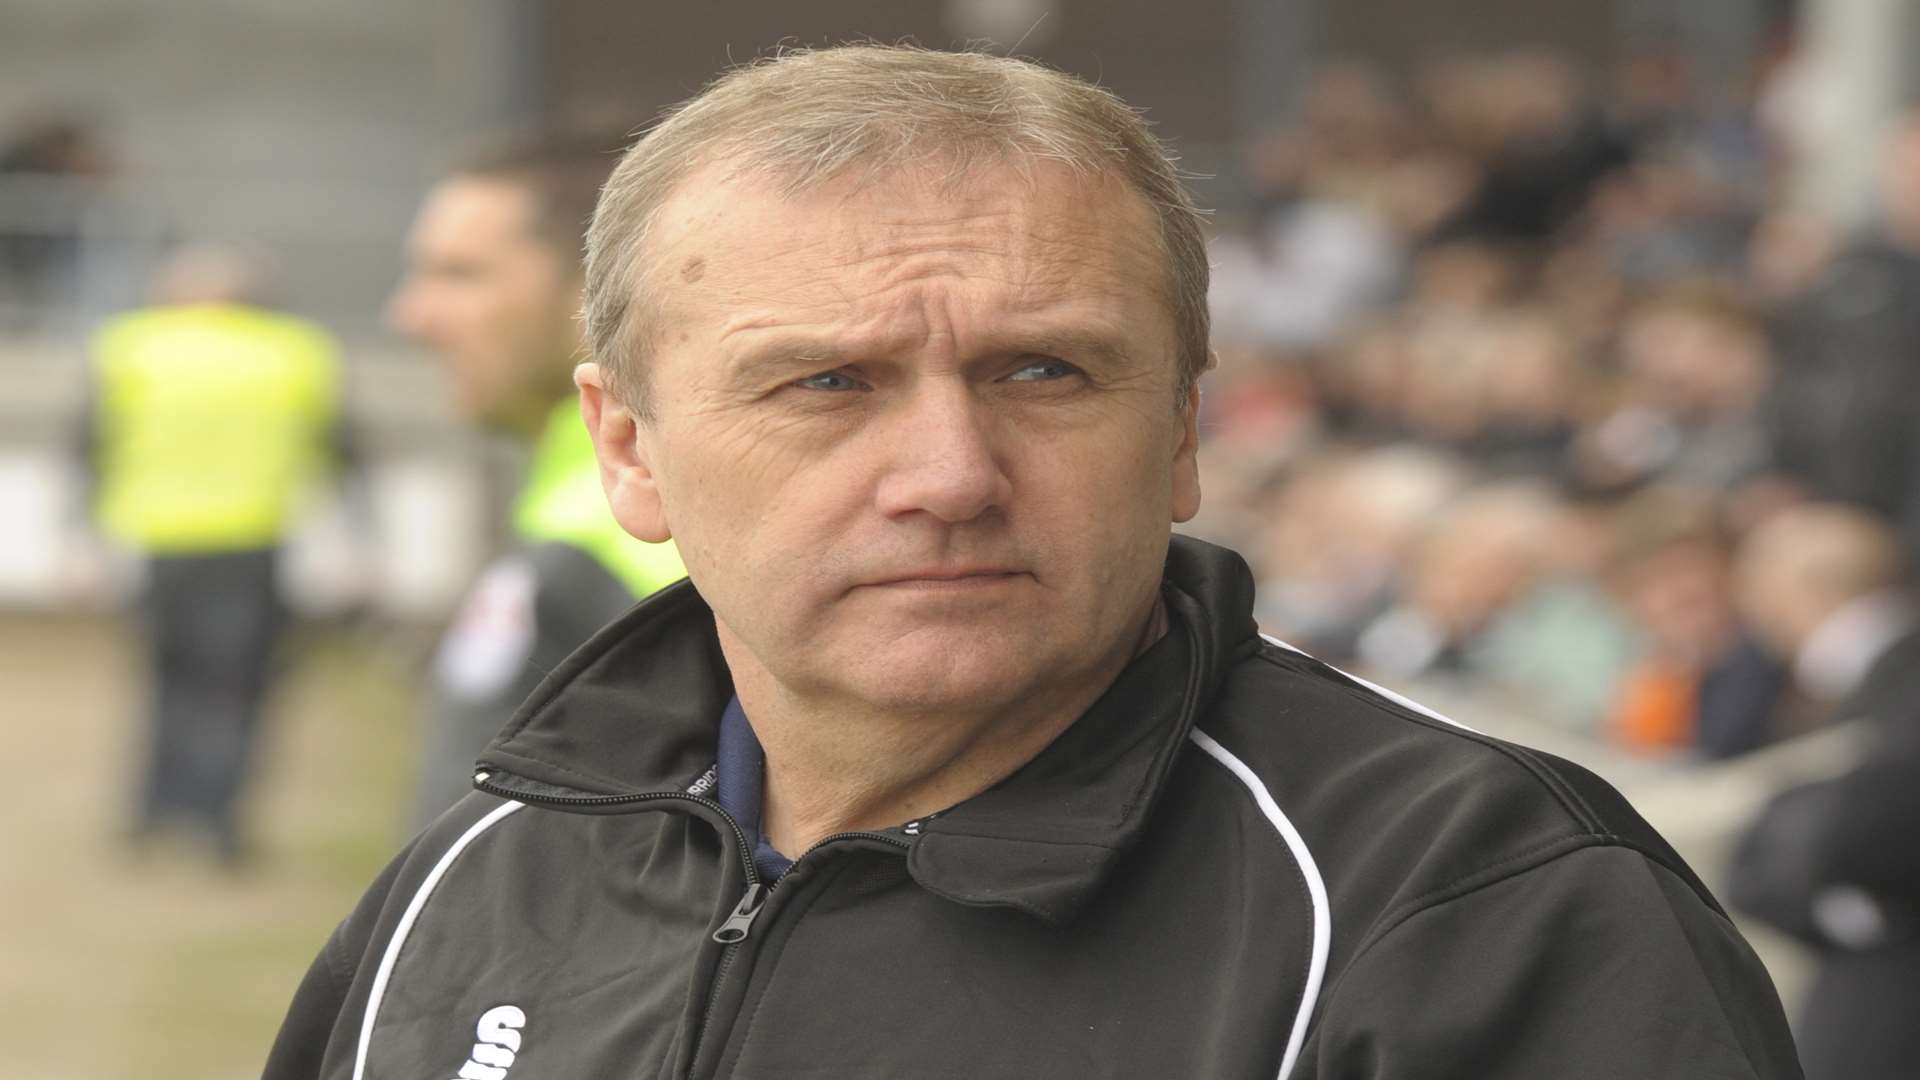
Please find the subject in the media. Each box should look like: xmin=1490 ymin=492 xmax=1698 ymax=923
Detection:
xmin=859 ymin=567 xmax=1027 ymax=588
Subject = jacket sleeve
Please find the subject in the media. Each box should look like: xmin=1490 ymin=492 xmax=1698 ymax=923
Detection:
xmin=263 ymin=841 xmax=416 ymax=1079
xmin=1310 ymin=844 xmax=1802 ymax=1079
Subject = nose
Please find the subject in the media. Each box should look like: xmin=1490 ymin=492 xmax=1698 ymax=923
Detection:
xmin=874 ymin=379 xmax=1013 ymax=524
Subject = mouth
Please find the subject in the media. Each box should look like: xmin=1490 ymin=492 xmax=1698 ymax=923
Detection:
xmin=858 ymin=568 xmax=1029 ymax=590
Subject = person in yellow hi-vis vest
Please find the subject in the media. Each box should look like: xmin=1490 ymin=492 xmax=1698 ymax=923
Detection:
xmin=388 ymin=134 xmax=685 ymax=828
xmin=86 ymin=245 xmax=343 ymax=864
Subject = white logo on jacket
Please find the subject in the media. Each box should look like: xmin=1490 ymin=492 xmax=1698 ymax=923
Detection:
xmin=452 ymin=1005 xmax=526 ymax=1080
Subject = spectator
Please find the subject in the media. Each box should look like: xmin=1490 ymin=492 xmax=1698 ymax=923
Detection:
xmin=1460 ymin=308 xmax=1590 ymax=478
xmin=1727 ymin=502 xmax=1920 ymax=1080
xmin=1603 ymin=486 xmax=1790 ymax=758
xmin=1765 ymin=112 xmax=1920 ymax=561
xmin=387 ymin=132 xmax=688 ymax=828
xmin=1253 ymin=444 xmax=1468 ymax=658
xmin=1433 ymin=51 xmax=1635 ymax=243
xmin=84 ymin=243 xmax=343 ymax=864
xmin=1576 ymin=280 xmax=1774 ymax=492
xmin=1354 ymin=480 xmax=1561 ymax=680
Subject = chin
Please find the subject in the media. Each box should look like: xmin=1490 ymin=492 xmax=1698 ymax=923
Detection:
xmin=838 ymin=639 xmax=1044 ymax=716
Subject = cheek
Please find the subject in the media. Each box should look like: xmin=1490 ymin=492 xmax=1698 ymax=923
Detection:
xmin=655 ymin=414 xmax=857 ymax=572
xmin=1014 ymin=420 xmax=1176 ymax=554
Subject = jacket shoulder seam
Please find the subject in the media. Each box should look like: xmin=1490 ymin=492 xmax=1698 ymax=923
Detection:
xmin=1328 ymin=835 xmax=1621 ymax=999
xmin=1246 ymin=647 xmax=1607 ymax=835
xmin=1324 ymin=839 xmax=1768 ymax=1074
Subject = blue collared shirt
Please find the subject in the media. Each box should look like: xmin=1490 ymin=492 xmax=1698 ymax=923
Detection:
xmin=714 ymin=696 xmax=795 ymax=881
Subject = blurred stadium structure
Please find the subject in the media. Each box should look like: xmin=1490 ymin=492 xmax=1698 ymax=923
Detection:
xmin=5 ymin=1 xmax=1920 ymax=1077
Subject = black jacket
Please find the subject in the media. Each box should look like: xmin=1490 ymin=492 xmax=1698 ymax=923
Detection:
xmin=268 ymin=538 xmax=1800 ymax=1079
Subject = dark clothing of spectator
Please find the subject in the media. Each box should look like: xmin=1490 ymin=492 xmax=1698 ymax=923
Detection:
xmin=1695 ymin=636 xmax=1792 ymax=760
xmin=1464 ymin=420 xmax=1577 ymax=483
xmin=136 ymin=548 xmax=283 ymax=860
xmin=1767 ymin=241 xmax=1920 ymax=564
xmin=1440 ymin=113 xmax=1634 ymax=243
xmin=1728 ymin=627 xmax=1920 ymax=1080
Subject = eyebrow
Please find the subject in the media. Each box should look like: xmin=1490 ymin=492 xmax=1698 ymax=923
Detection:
xmin=720 ymin=338 xmax=855 ymax=386
xmin=720 ymin=325 xmax=1140 ymax=385
xmin=1002 ymin=330 xmax=1135 ymax=369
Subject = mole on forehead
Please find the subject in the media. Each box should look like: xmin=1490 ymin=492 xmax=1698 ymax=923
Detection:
xmin=680 ymin=256 xmax=706 ymax=283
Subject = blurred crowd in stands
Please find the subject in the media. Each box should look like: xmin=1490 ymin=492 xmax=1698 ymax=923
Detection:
xmin=1195 ymin=48 xmax=1920 ymax=764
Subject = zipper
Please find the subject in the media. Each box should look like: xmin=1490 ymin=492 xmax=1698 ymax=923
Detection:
xmin=793 ymin=829 xmax=912 ymax=864
xmin=688 ymin=830 xmax=914 ymax=1077
xmin=476 ymin=768 xmax=917 ymax=1077
xmin=472 ymin=768 xmax=762 ymax=888
xmin=712 ymin=883 xmax=767 ymax=944
xmin=475 ymin=766 xmax=769 ymax=1075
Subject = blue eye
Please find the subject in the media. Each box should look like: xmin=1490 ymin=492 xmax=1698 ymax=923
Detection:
xmin=1006 ymin=358 xmax=1075 ymax=382
xmin=793 ymin=371 xmax=865 ymax=392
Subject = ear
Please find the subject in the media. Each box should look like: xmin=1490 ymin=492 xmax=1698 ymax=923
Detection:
xmin=1170 ymin=384 xmax=1202 ymax=525
xmin=575 ymin=362 xmax=672 ymax=543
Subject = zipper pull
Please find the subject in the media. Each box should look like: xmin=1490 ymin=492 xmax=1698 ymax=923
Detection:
xmin=712 ymin=883 xmax=768 ymax=944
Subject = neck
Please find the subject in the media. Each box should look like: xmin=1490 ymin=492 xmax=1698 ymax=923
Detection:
xmin=733 ymin=598 xmax=1168 ymax=857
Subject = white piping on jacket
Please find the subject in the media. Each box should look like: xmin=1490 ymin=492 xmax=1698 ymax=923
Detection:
xmin=1188 ymin=728 xmax=1330 ymax=1080
xmin=352 ymin=799 xmax=526 ymax=1080
xmin=1259 ymin=632 xmax=1479 ymax=733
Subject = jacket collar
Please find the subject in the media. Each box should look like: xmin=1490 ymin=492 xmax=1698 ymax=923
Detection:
xmin=478 ymin=535 xmax=1262 ymax=926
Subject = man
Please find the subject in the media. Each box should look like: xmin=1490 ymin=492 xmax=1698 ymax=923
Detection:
xmin=1728 ymin=503 xmax=1920 ymax=1080
xmin=270 ymin=47 xmax=1799 ymax=1078
xmin=86 ymin=244 xmax=340 ymax=865
xmin=1767 ymin=112 xmax=1920 ymax=562
xmin=386 ymin=134 xmax=686 ymax=826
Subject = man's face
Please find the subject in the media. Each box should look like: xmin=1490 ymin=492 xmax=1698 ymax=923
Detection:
xmin=389 ymin=177 xmax=581 ymax=432
xmin=592 ymin=162 xmax=1201 ymax=717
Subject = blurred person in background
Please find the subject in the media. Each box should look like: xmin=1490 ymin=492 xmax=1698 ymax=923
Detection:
xmin=82 ymin=243 xmax=342 ymax=865
xmin=1206 ymin=64 xmax=1407 ymax=353
xmin=1354 ymin=480 xmax=1563 ymax=680
xmin=1457 ymin=308 xmax=1589 ymax=479
xmin=1253 ymin=444 xmax=1468 ymax=658
xmin=387 ymin=132 xmax=686 ymax=828
xmin=1727 ymin=502 xmax=1920 ymax=1080
xmin=1311 ymin=316 xmax=1418 ymax=444
xmin=1766 ymin=112 xmax=1920 ymax=561
xmin=1575 ymin=280 xmax=1774 ymax=493
xmin=1468 ymin=485 xmax=1641 ymax=732
xmin=1402 ymin=237 xmax=1522 ymax=321
xmin=1604 ymin=486 xmax=1790 ymax=759
xmin=1355 ymin=479 xmax=1637 ymax=727
xmin=1431 ymin=50 xmax=1635 ymax=244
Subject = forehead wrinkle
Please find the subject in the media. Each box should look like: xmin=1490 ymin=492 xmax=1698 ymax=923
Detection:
xmin=651 ymin=160 xmax=1177 ymax=380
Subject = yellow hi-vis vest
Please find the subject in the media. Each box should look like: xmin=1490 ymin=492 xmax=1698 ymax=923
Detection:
xmin=91 ymin=303 xmax=341 ymax=553
xmin=512 ymin=399 xmax=686 ymax=597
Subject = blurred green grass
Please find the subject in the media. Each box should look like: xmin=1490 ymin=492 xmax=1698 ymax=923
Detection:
xmin=0 ymin=613 xmax=420 ymax=1080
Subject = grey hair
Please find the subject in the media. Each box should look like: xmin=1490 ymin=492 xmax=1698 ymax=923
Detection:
xmin=582 ymin=44 xmax=1211 ymax=416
